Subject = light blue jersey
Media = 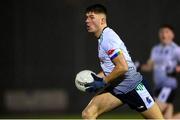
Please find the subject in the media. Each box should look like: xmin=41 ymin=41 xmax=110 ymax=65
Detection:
xmin=150 ymin=42 xmax=180 ymax=89
xmin=98 ymin=27 xmax=142 ymax=94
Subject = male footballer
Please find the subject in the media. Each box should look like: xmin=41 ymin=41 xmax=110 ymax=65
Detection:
xmin=82 ymin=4 xmax=163 ymax=119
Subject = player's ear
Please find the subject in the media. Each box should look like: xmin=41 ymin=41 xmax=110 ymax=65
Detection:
xmin=101 ymin=17 xmax=106 ymax=25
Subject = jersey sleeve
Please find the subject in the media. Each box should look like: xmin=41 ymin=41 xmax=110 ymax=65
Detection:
xmin=101 ymin=35 xmax=122 ymax=60
xmin=175 ymin=47 xmax=180 ymax=63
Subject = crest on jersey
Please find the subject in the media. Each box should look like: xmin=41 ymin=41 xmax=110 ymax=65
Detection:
xmin=107 ymin=49 xmax=115 ymax=55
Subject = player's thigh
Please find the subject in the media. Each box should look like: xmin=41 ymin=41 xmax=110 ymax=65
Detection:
xmin=140 ymin=102 xmax=164 ymax=119
xmin=83 ymin=92 xmax=123 ymax=116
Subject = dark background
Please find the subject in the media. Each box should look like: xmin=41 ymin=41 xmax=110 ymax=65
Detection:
xmin=1 ymin=0 xmax=180 ymax=116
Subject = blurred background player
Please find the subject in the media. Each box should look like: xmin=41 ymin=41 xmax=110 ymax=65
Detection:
xmin=140 ymin=24 xmax=180 ymax=119
xmin=82 ymin=4 xmax=163 ymax=119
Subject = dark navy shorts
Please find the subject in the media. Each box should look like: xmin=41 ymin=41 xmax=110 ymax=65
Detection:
xmin=104 ymin=78 xmax=155 ymax=112
xmin=154 ymin=87 xmax=176 ymax=103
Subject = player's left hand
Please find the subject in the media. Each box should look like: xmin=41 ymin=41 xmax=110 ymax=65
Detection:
xmin=85 ymin=73 xmax=107 ymax=92
xmin=176 ymin=66 xmax=180 ymax=73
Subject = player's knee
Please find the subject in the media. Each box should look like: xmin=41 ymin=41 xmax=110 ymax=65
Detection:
xmin=168 ymin=103 xmax=173 ymax=107
xmin=82 ymin=109 xmax=97 ymax=119
xmin=167 ymin=103 xmax=173 ymax=109
xmin=82 ymin=110 xmax=91 ymax=119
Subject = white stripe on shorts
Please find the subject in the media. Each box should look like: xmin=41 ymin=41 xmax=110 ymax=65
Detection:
xmin=136 ymin=83 xmax=154 ymax=109
xmin=157 ymin=87 xmax=172 ymax=102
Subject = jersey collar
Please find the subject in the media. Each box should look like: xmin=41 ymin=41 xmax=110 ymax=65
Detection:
xmin=97 ymin=26 xmax=108 ymax=39
xmin=160 ymin=41 xmax=174 ymax=48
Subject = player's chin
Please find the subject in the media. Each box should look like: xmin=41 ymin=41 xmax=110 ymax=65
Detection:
xmin=87 ymin=26 xmax=94 ymax=32
xmin=87 ymin=29 xmax=94 ymax=33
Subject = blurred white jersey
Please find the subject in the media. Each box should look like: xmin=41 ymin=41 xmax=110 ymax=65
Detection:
xmin=150 ymin=42 xmax=180 ymax=89
xmin=98 ymin=27 xmax=142 ymax=93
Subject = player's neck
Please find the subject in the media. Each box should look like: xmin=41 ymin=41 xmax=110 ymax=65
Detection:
xmin=161 ymin=40 xmax=173 ymax=46
xmin=95 ymin=25 xmax=107 ymax=38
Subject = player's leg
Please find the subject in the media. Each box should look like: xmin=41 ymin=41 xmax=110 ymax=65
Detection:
xmin=164 ymin=103 xmax=180 ymax=119
xmin=140 ymin=102 xmax=164 ymax=119
xmin=155 ymin=87 xmax=176 ymax=119
xmin=172 ymin=112 xmax=180 ymax=119
xmin=161 ymin=103 xmax=180 ymax=119
xmin=82 ymin=92 xmax=123 ymax=119
xmin=155 ymin=99 xmax=168 ymax=112
xmin=163 ymin=103 xmax=173 ymax=119
xmin=123 ymin=79 xmax=164 ymax=119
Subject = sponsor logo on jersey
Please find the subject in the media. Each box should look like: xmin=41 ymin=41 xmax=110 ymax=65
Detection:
xmin=135 ymin=83 xmax=144 ymax=91
xmin=107 ymin=49 xmax=115 ymax=55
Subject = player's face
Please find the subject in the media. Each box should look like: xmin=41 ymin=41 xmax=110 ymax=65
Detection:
xmin=159 ymin=28 xmax=174 ymax=45
xmin=85 ymin=12 xmax=102 ymax=33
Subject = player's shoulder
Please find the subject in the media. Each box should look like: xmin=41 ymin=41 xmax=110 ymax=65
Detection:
xmin=172 ymin=42 xmax=180 ymax=53
xmin=102 ymin=27 xmax=122 ymax=43
xmin=151 ymin=43 xmax=161 ymax=51
xmin=103 ymin=27 xmax=119 ymax=38
xmin=171 ymin=42 xmax=180 ymax=48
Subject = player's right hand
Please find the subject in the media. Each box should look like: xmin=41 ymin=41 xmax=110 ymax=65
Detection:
xmin=85 ymin=73 xmax=107 ymax=93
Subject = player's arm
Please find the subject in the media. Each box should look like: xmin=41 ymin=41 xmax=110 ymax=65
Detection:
xmin=85 ymin=52 xmax=128 ymax=92
xmin=141 ymin=59 xmax=154 ymax=72
xmin=176 ymin=65 xmax=180 ymax=73
xmin=104 ymin=52 xmax=128 ymax=83
xmin=140 ymin=46 xmax=156 ymax=72
xmin=175 ymin=47 xmax=180 ymax=73
xmin=167 ymin=47 xmax=180 ymax=77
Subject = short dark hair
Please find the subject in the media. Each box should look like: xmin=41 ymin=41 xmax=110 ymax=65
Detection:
xmin=159 ymin=24 xmax=174 ymax=32
xmin=86 ymin=4 xmax=107 ymax=16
